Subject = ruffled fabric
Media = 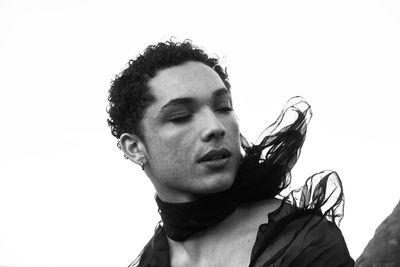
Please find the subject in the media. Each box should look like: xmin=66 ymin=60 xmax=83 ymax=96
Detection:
xmin=131 ymin=172 xmax=353 ymax=267
xmin=249 ymin=171 xmax=353 ymax=267
xmin=234 ymin=96 xmax=311 ymax=202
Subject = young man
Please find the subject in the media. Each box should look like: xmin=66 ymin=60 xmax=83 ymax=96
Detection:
xmin=107 ymin=40 xmax=354 ymax=266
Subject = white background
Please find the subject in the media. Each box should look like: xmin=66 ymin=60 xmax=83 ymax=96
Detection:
xmin=1 ymin=0 xmax=399 ymax=266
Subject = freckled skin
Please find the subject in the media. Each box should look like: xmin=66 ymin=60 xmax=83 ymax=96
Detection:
xmin=140 ymin=61 xmax=241 ymax=203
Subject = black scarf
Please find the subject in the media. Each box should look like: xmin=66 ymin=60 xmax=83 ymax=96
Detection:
xmin=156 ymin=97 xmax=311 ymax=241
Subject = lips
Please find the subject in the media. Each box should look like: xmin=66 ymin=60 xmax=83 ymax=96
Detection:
xmin=198 ymin=148 xmax=231 ymax=163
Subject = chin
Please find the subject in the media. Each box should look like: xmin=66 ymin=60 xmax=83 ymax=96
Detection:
xmin=198 ymin=172 xmax=236 ymax=195
xmin=202 ymin=158 xmax=240 ymax=193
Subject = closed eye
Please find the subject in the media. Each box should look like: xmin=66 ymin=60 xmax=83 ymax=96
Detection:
xmin=169 ymin=114 xmax=193 ymax=123
xmin=215 ymin=101 xmax=233 ymax=112
xmin=216 ymin=107 xmax=233 ymax=112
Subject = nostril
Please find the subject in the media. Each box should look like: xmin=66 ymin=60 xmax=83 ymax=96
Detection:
xmin=203 ymin=128 xmax=225 ymax=142
xmin=214 ymin=128 xmax=225 ymax=139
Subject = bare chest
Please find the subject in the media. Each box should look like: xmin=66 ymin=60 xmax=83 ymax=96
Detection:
xmin=170 ymin=232 xmax=257 ymax=267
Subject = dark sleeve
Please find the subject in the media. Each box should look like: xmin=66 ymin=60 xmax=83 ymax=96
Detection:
xmin=129 ymin=225 xmax=171 ymax=267
xmin=261 ymin=170 xmax=355 ymax=267
xmin=290 ymin=215 xmax=354 ymax=267
xmin=250 ymin=212 xmax=354 ymax=267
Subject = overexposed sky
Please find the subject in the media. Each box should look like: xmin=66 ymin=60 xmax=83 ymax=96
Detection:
xmin=1 ymin=0 xmax=399 ymax=266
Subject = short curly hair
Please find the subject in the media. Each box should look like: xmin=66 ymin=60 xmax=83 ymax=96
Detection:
xmin=107 ymin=40 xmax=231 ymax=144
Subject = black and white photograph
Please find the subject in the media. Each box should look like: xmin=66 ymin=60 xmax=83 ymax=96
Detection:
xmin=1 ymin=1 xmax=399 ymax=266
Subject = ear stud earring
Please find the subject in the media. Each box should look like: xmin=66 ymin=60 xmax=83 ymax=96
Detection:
xmin=138 ymin=161 xmax=144 ymax=170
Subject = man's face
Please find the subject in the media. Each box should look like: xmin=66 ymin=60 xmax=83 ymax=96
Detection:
xmin=140 ymin=61 xmax=241 ymax=203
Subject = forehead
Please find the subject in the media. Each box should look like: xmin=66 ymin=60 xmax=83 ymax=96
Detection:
xmin=147 ymin=61 xmax=227 ymax=103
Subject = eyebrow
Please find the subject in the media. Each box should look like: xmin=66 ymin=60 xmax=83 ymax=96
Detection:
xmin=160 ymin=88 xmax=230 ymax=112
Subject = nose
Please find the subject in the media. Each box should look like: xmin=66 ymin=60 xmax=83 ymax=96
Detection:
xmin=200 ymin=108 xmax=226 ymax=142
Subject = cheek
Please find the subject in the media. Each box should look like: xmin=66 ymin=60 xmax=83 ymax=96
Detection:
xmin=147 ymin=128 xmax=194 ymax=165
xmin=147 ymin=133 xmax=195 ymax=186
xmin=225 ymin=117 xmax=241 ymax=161
xmin=225 ymin=116 xmax=240 ymax=140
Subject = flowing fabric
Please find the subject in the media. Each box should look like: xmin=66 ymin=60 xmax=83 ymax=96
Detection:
xmin=130 ymin=97 xmax=354 ymax=267
xmin=249 ymin=171 xmax=352 ymax=267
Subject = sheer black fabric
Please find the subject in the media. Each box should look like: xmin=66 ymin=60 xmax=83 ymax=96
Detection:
xmin=248 ymin=171 xmax=352 ymax=267
xmin=129 ymin=97 xmax=354 ymax=266
xmin=131 ymin=172 xmax=353 ymax=267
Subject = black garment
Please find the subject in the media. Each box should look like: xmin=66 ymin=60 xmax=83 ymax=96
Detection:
xmin=131 ymin=171 xmax=354 ymax=267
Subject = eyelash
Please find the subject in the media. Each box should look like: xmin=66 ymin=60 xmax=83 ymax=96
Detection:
xmin=169 ymin=105 xmax=233 ymax=124
xmin=169 ymin=114 xmax=193 ymax=123
xmin=216 ymin=106 xmax=233 ymax=112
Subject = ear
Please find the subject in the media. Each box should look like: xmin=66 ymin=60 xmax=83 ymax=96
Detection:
xmin=119 ymin=133 xmax=147 ymax=166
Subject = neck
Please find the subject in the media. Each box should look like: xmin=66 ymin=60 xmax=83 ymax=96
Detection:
xmin=166 ymin=198 xmax=282 ymax=265
xmin=166 ymin=203 xmax=243 ymax=262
